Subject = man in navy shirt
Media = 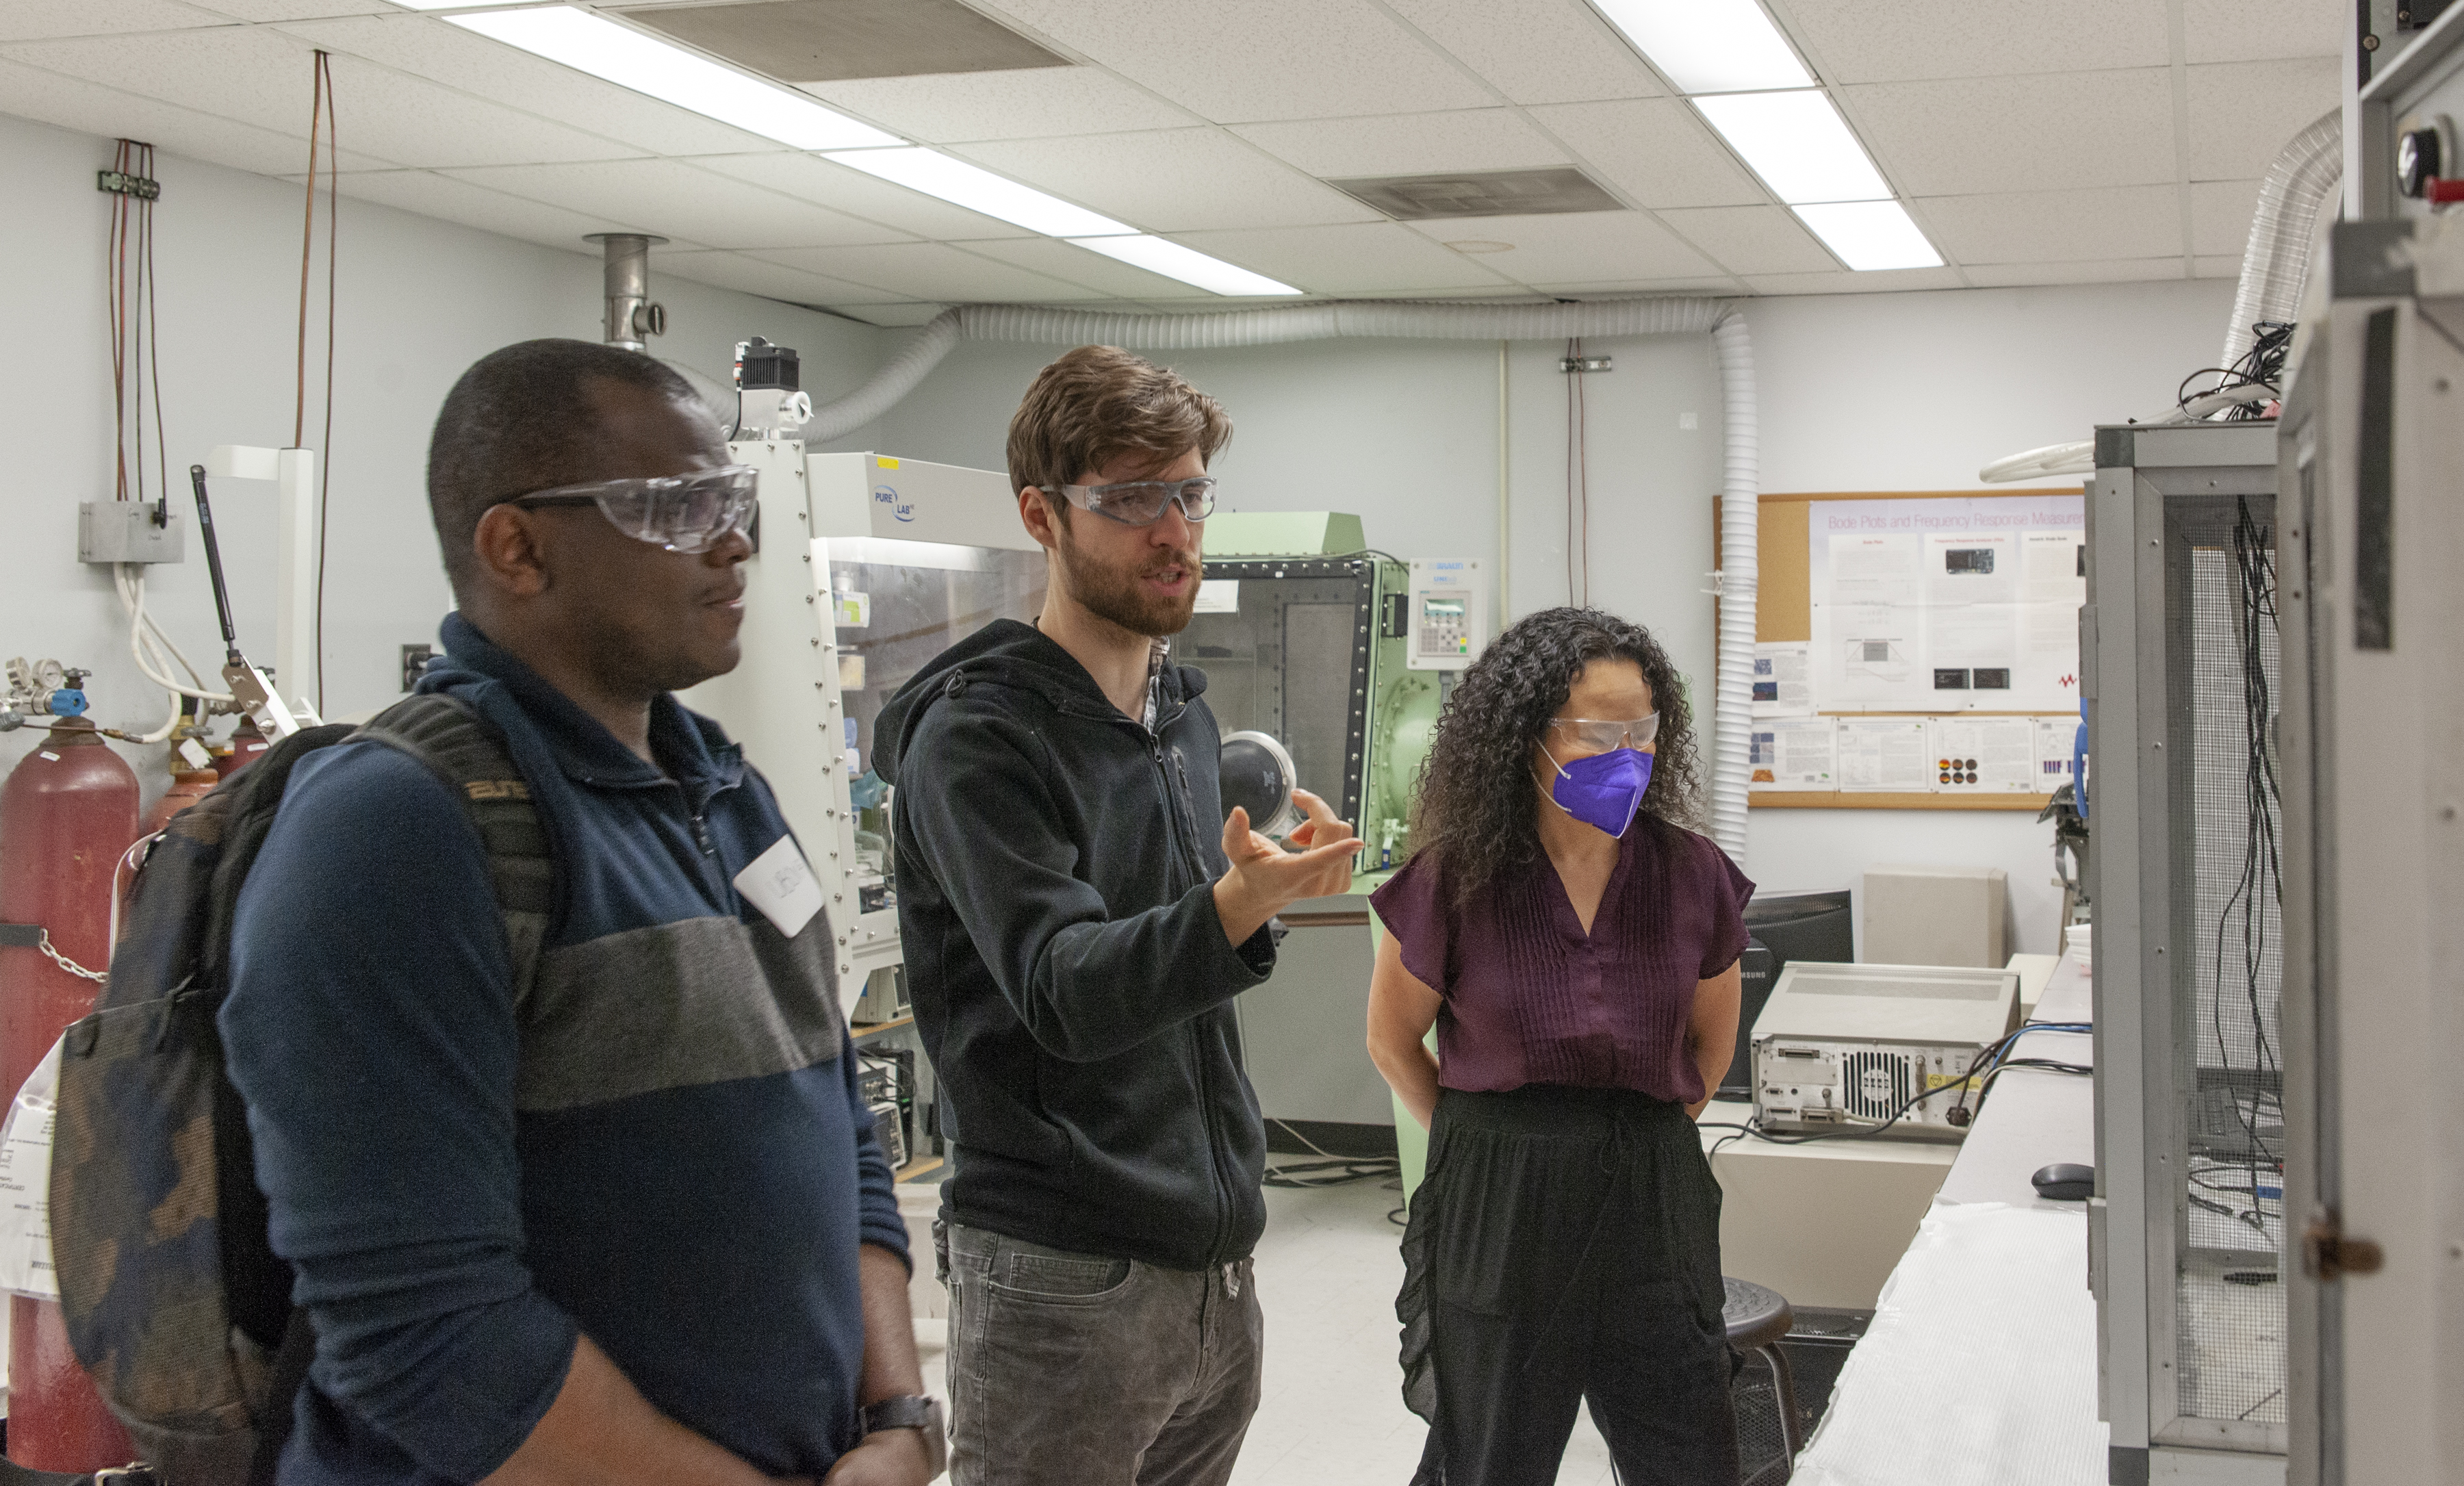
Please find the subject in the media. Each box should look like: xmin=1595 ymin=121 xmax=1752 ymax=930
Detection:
xmin=223 ymin=339 xmax=935 ymax=1485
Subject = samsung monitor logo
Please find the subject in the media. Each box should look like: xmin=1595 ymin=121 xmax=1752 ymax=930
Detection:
xmin=873 ymin=485 xmax=916 ymax=522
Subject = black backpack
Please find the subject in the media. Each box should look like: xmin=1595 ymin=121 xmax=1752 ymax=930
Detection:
xmin=47 ymin=694 xmax=550 ymax=1485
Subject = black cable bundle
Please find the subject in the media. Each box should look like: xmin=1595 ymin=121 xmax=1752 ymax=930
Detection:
xmin=2200 ymin=497 xmax=2286 ymax=1237
xmin=2176 ymin=322 xmax=2296 ymax=420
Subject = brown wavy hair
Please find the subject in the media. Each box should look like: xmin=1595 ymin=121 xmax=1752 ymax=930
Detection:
xmin=1005 ymin=346 xmax=1232 ymax=511
xmin=1409 ymin=606 xmax=1702 ymax=908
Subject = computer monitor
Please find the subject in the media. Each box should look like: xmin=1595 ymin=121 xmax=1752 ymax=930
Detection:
xmin=1719 ymin=888 xmax=1854 ymax=1099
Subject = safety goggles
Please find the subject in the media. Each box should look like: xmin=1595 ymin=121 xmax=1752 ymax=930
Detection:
xmin=504 ymin=464 xmax=758 ymax=554
xmin=1548 ymin=713 xmax=1661 ymax=752
xmin=1055 ymin=476 xmax=1217 ymax=526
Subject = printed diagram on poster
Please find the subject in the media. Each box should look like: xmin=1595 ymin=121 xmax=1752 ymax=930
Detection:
xmin=2033 ymin=715 xmax=2083 ymax=788
xmin=1811 ymin=496 xmax=2084 ymax=713
xmin=1752 ymin=642 xmax=1813 ymax=717
xmin=1751 ymin=716 xmax=1836 ymax=789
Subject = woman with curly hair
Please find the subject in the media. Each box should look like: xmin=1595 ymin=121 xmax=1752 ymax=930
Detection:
xmin=1366 ymin=606 xmax=1750 ymax=1486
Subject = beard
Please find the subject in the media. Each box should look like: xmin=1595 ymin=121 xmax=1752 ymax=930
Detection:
xmin=1051 ymin=517 xmax=1201 ymax=639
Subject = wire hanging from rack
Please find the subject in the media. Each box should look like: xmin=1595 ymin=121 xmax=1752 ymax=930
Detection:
xmin=2207 ymin=496 xmax=2284 ymax=1199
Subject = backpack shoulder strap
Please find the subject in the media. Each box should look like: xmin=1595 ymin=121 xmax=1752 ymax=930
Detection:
xmin=357 ymin=693 xmax=554 ymax=1006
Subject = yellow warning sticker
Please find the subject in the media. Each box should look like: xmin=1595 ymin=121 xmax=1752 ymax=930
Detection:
xmin=877 ymin=457 xmax=901 ymax=470
xmin=1925 ymin=1073 xmax=1982 ymax=1093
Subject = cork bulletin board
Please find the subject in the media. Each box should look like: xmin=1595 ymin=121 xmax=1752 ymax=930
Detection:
xmin=1714 ymin=490 xmax=2087 ymax=812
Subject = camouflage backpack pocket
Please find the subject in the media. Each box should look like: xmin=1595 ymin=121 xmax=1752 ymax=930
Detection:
xmin=52 ymin=986 xmax=272 ymax=1485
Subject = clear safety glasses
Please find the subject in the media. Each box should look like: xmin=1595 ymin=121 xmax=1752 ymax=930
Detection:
xmin=1055 ymin=476 xmax=1217 ymax=526
xmin=1549 ymin=713 xmax=1661 ymax=752
xmin=505 ymin=464 xmax=759 ymax=554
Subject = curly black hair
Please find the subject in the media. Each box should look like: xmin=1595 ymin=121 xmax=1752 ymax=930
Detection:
xmin=1409 ymin=606 xmax=1702 ymax=908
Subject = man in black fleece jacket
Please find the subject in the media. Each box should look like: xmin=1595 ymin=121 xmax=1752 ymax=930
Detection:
xmin=875 ymin=346 xmax=1359 ymax=1485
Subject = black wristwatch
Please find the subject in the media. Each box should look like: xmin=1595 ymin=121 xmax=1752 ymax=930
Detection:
xmin=860 ymin=1394 xmax=948 ymax=1480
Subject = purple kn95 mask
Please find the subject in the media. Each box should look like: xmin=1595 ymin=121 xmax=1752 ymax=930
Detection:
xmin=1541 ymin=743 xmax=1654 ymax=838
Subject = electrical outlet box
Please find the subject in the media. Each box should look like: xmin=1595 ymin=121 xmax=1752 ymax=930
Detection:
xmin=400 ymin=643 xmax=435 ymax=693
xmin=79 ymin=503 xmax=184 ymax=565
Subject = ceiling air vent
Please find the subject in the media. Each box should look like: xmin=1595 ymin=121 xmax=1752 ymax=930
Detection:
xmin=624 ymin=0 xmax=1070 ymax=83
xmin=1326 ymin=168 xmax=1624 ymax=221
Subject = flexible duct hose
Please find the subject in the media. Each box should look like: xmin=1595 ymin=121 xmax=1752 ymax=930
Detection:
xmin=2221 ymin=109 xmax=2343 ymax=370
xmin=806 ymin=293 xmax=1756 ymax=858
xmin=1977 ymin=109 xmax=2344 ymax=483
xmin=1709 ymin=317 xmax=1758 ymax=859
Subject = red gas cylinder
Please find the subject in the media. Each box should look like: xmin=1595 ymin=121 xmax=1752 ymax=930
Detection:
xmin=0 ymin=718 xmax=140 ymax=1468
xmin=140 ymin=769 xmax=220 ymax=838
xmin=213 ymin=717 xmax=271 ymax=778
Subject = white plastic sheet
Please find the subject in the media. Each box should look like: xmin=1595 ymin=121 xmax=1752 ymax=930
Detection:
xmin=0 ymin=1037 xmax=64 ymax=1301
xmin=1791 ymin=1201 xmax=2105 ymax=1485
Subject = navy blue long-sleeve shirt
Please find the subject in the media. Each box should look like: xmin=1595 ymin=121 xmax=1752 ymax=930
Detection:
xmin=222 ymin=614 xmax=905 ymax=1484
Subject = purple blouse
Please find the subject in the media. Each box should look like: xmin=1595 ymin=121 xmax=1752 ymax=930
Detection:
xmin=1370 ymin=821 xmax=1755 ymax=1105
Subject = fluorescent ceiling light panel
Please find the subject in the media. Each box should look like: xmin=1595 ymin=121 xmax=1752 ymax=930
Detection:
xmin=1064 ymin=235 xmax=1300 ymax=296
xmin=1793 ymin=201 xmax=1943 ymax=270
xmin=445 ymin=6 xmax=899 ymax=150
xmin=1592 ymin=0 xmax=1810 ymax=94
xmin=1693 ymin=90 xmax=1890 ymax=205
xmin=823 ymin=147 xmax=1133 ymax=238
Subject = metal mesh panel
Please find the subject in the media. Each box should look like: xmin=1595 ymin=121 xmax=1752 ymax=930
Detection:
xmin=2164 ymin=496 xmax=2286 ymax=1426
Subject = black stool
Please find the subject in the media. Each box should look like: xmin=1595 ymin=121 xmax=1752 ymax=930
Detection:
xmin=1723 ymin=1277 xmax=1804 ymax=1476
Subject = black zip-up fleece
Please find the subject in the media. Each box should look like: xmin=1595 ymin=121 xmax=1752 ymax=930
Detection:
xmin=876 ymin=618 xmax=1276 ymax=1270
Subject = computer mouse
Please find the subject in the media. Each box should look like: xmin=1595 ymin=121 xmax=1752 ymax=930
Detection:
xmin=2031 ymin=1162 xmax=2096 ymax=1201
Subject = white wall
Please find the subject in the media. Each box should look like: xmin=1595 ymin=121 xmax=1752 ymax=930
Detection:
xmin=1 ymin=111 xmax=883 ymax=797
xmin=856 ymin=274 xmax=2236 ymax=957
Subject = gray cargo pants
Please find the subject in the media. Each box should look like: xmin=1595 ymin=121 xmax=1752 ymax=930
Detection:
xmin=938 ymin=1220 xmax=1263 ymax=1486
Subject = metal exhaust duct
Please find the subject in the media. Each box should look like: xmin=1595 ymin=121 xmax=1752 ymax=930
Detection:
xmin=585 ymin=232 xmax=668 ymax=350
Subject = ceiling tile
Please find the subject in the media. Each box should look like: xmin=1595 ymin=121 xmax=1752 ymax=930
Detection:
xmin=800 ymin=66 xmax=1200 ymax=142
xmin=1 ymin=29 xmax=645 ymax=168
xmin=2183 ymin=0 xmax=2345 ymax=63
xmin=1963 ymin=257 xmax=2192 ymax=287
xmin=1773 ymin=0 xmax=2168 ymax=81
xmin=953 ymin=128 xmax=1381 ymax=231
xmin=749 ymin=242 xmax=1109 ymax=301
xmin=955 ymin=236 xmax=1214 ymax=298
xmin=0 ymin=0 xmax=230 ymax=41
xmin=187 ymin=0 xmax=389 ymax=17
xmin=695 ymin=151 xmax=1035 ymax=240
xmin=1380 ymin=0 xmax=1665 ymax=105
xmin=322 ymin=168 xmax=678 ymax=253
xmin=1229 ymin=110 xmax=1567 ymax=179
xmin=2185 ymin=58 xmax=2339 ymax=180
xmin=1656 ymin=205 xmax=1836 ymax=275
xmin=439 ymin=158 xmax=918 ymax=249
xmin=1400 ymin=209 xmax=1722 ymax=283
xmin=1160 ymin=222 xmax=1517 ymax=294
xmin=975 ymin=0 xmax=1496 ymax=122
xmin=1525 ymin=99 xmax=1765 ymax=208
xmin=2189 ymin=178 xmax=2261 ymax=257
xmin=1840 ymin=69 xmax=2177 ymax=195
xmin=1914 ymin=184 xmax=2182 ymax=263
xmin=1743 ymin=266 xmax=1967 ymax=294
xmin=654 ymin=248 xmax=910 ymax=305
xmin=279 ymin=14 xmax=782 ymax=157
xmin=0 ymin=52 xmax=398 ymax=172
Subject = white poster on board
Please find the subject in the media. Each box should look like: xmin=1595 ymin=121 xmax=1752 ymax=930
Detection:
xmin=2033 ymin=715 xmax=2083 ymax=789
xmin=1925 ymin=716 xmax=2038 ymax=793
xmin=1751 ymin=716 xmax=1837 ymax=789
xmin=1808 ymin=496 xmax=2086 ymax=715
xmin=1836 ymin=719 xmax=1932 ymax=791
xmin=1753 ymin=642 xmax=1814 ymax=718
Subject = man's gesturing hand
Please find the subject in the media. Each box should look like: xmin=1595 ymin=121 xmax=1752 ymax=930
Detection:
xmin=1212 ymin=788 xmax=1363 ymax=947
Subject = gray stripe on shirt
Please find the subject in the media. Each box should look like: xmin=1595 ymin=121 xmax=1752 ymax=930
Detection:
xmin=517 ymin=915 xmax=843 ymax=1112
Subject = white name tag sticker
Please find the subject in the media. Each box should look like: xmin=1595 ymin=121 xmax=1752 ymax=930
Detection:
xmin=734 ymin=834 xmax=824 ymax=939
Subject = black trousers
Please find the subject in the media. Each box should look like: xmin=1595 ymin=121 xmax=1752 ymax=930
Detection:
xmin=1398 ymin=1085 xmax=1740 ymax=1486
